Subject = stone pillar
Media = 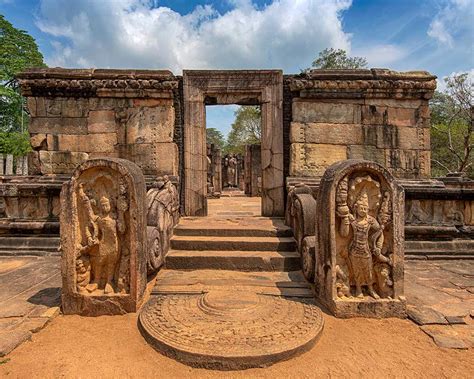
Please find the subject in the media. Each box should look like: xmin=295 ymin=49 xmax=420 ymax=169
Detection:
xmin=214 ymin=148 xmax=222 ymax=194
xmin=15 ymin=156 xmax=24 ymax=175
xmin=0 ymin=154 xmax=4 ymax=175
xmin=315 ymin=159 xmax=406 ymax=318
xmin=61 ymin=158 xmax=147 ymax=316
xmin=5 ymin=154 xmax=13 ymax=175
xmin=22 ymin=156 xmax=28 ymax=176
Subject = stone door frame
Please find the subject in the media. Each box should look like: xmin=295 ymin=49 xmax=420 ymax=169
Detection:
xmin=183 ymin=70 xmax=284 ymax=217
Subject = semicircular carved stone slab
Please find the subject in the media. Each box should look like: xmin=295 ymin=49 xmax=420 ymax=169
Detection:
xmin=315 ymin=159 xmax=406 ymax=318
xmin=61 ymin=158 xmax=147 ymax=316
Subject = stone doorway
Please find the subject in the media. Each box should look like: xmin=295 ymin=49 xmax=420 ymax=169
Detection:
xmin=183 ymin=70 xmax=284 ymax=217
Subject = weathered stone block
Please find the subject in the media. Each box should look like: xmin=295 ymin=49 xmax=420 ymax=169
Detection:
xmin=30 ymin=134 xmax=47 ymax=150
xmin=361 ymin=105 xmax=387 ymax=125
xmin=39 ymin=151 xmax=89 ymax=174
xmin=387 ymin=107 xmax=416 ymax=127
xmin=315 ymin=159 xmax=406 ymax=318
xmin=57 ymin=133 xmax=117 ymax=153
xmin=290 ymin=122 xmax=364 ymax=145
xmin=364 ymin=98 xmax=423 ymax=109
xmin=126 ymin=103 xmax=175 ymax=143
xmin=347 ymin=145 xmax=385 ymax=164
xmin=60 ymin=158 xmax=147 ymax=316
xmin=118 ymin=142 xmax=178 ymax=176
xmin=293 ymin=101 xmax=361 ymax=124
xmin=290 ymin=143 xmax=347 ymax=177
xmin=88 ymin=110 xmax=116 ymax=133
xmin=30 ymin=117 xmax=88 ymax=135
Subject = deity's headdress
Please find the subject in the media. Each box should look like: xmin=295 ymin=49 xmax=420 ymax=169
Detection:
xmin=100 ymin=196 xmax=110 ymax=206
xmin=355 ymin=190 xmax=369 ymax=208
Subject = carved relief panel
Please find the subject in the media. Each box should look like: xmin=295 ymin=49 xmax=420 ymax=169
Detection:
xmin=315 ymin=159 xmax=406 ymax=318
xmin=61 ymin=158 xmax=147 ymax=316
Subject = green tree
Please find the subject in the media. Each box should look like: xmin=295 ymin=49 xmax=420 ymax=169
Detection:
xmin=206 ymin=127 xmax=225 ymax=150
xmin=305 ymin=48 xmax=367 ymax=71
xmin=430 ymin=73 xmax=473 ymax=178
xmin=224 ymin=106 xmax=261 ymax=155
xmin=0 ymin=14 xmax=46 ymax=155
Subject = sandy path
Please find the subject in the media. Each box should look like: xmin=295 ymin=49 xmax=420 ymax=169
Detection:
xmin=1 ymin=312 xmax=472 ymax=378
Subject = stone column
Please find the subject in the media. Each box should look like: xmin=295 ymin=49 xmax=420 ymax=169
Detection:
xmin=0 ymin=154 xmax=4 ymax=175
xmin=22 ymin=156 xmax=28 ymax=175
xmin=5 ymin=155 xmax=13 ymax=175
xmin=15 ymin=156 xmax=24 ymax=175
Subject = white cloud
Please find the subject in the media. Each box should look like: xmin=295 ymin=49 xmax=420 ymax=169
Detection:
xmin=437 ymin=68 xmax=474 ymax=92
xmin=354 ymin=44 xmax=408 ymax=68
xmin=427 ymin=0 xmax=474 ymax=48
xmin=35 ymin=0 xmax=353 ymax=73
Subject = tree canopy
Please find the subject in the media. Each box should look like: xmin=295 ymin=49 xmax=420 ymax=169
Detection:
xmin=224 ymin=106 xmax=261 ymax=155
xmin=430 ymin=72 xmax=473 ymax=178
xmin=206 ymin=127 xmax=225 ymax=150
xmin=305 ymin=48 xmax=367 ymax=71
xmin=0 ymin=14 xmax=46 ymax=155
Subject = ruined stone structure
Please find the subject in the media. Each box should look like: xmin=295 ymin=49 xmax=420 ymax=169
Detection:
xmin=60 ymin=158 xmax=147 ymax=315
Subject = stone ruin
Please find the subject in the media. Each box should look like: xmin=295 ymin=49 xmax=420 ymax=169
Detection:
xmin=0 ymin=67 xmax=469 ymax=321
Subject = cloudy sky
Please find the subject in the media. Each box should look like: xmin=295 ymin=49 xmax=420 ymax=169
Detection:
xmin=2 ymin=0 xmax=473 ymax=137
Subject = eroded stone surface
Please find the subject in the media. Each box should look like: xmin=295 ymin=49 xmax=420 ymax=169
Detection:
xmin=60 ymin=158 xmax=147 ymax=315
xmin=315 ymin=159 xmax=406 ymax=318
xmin=139 ymin=290 xmax=323 ymax=370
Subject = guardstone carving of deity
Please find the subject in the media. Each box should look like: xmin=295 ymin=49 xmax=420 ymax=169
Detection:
xmin=61 ymin=158 xmax=147 ymax=316
xmin=146 ymin=175 xmax=179 ymax=274
xmin=314 ymin=160 xmax=406 ymax=318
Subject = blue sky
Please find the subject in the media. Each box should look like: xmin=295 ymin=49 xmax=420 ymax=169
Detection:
xmin=1 ymin=0 xmax=473 ymax=138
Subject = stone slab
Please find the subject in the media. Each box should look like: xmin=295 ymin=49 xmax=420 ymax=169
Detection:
xmin=421 ymin=325 xmax=470 ymax=349
xmin=290 ymin=122 xmax=364 ymax=145
xmin=56 ymin=133 xmax=117 ymax=153
xmin=0 ymin=330 xmax=31 ymax=357
xmin=290 ymin=143 xmax=347 ymax=177
xmin=39 ymin=151 xmax=89 ymax=174
xmin=293 ymin=101 xmax=361 ymax=124
xmin=407 ymin=306 xmax=448 ymax=325
xmin=29 ymin=117 xmax=88 ymax=135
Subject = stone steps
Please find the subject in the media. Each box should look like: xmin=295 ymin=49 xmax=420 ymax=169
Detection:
xmin=405 ymin=240 xmax=474 ymax=259
xmin=174 ymin=220 xmax=292 ymax=237
xmin=0 ymin=235 xmax=60 ymax=256
xmin=171 ymin=235 xmax=296 ymax=251
xmin=165 ymin=250 xmax=300 ymax=271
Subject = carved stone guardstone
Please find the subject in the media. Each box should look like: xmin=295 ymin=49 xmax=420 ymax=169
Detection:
xmin=61 ymin=158 xmax=147 ymax=316
xmin=315 ymin=160 xmax=406 ymax=318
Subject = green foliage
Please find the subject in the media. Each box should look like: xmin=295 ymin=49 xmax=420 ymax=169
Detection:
xmin=206 ymin=127 xmax=225 ymax=150
xmin=224 ymin=106 xmax=261 ymax=155
xmin=0 ymin=14 xmax=46 ymax=143
xmin=430 ymin=73 xmax=473 ymax=178
xmin=305 ymin=48 xmax=367 ymax=71
xmin=0 ymin=131 xmax=31 ymax=156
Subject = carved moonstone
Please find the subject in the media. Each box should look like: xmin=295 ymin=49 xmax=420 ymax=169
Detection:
xmin=315 ymin=159 xmax=406 ymax=318
xmin=60 ymin=158 xmax=147 ymax=316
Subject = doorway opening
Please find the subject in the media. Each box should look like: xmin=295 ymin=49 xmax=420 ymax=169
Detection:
xmin=205 ymin=105 xmax=262 ymax=217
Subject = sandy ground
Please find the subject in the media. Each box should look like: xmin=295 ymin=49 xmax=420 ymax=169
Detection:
xmin=1 ymin=312 xmax=472 ymax=378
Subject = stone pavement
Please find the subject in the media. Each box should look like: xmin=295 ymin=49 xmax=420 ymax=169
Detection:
xmin=405 ymin=260 xmax=474 ymax=349
xmin=0 ymin=256 xmax=60 ymax=357
xmin=208 ymin=195 xmax=261 ymax=217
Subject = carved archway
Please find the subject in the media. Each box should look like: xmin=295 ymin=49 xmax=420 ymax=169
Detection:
xmin=183 ymin=70 xmax=284 ymax=216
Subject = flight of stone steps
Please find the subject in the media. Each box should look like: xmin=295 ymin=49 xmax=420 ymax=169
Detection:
xmin=0 ymin=234 xmax=60 ymax=256
xmin=153 ymin=216 xmax=314 ymax=298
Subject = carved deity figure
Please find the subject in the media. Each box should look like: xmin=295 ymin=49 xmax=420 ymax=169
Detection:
xmin=225 ymin=154 xmax=238 ymax=188
xmin=77 ymin=183 xmax=126 ymax=295
xmin=336 ymin=176 xmax=392 ymax=299
xmin=146 ymin=176 xmax=179 ymax=272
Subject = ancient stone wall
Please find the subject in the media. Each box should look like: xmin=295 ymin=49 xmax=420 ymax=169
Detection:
xmin=18 ymin=69 xmax=180 ymax=178
xmin=286 ymin=69 xmax=436 ymax=180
